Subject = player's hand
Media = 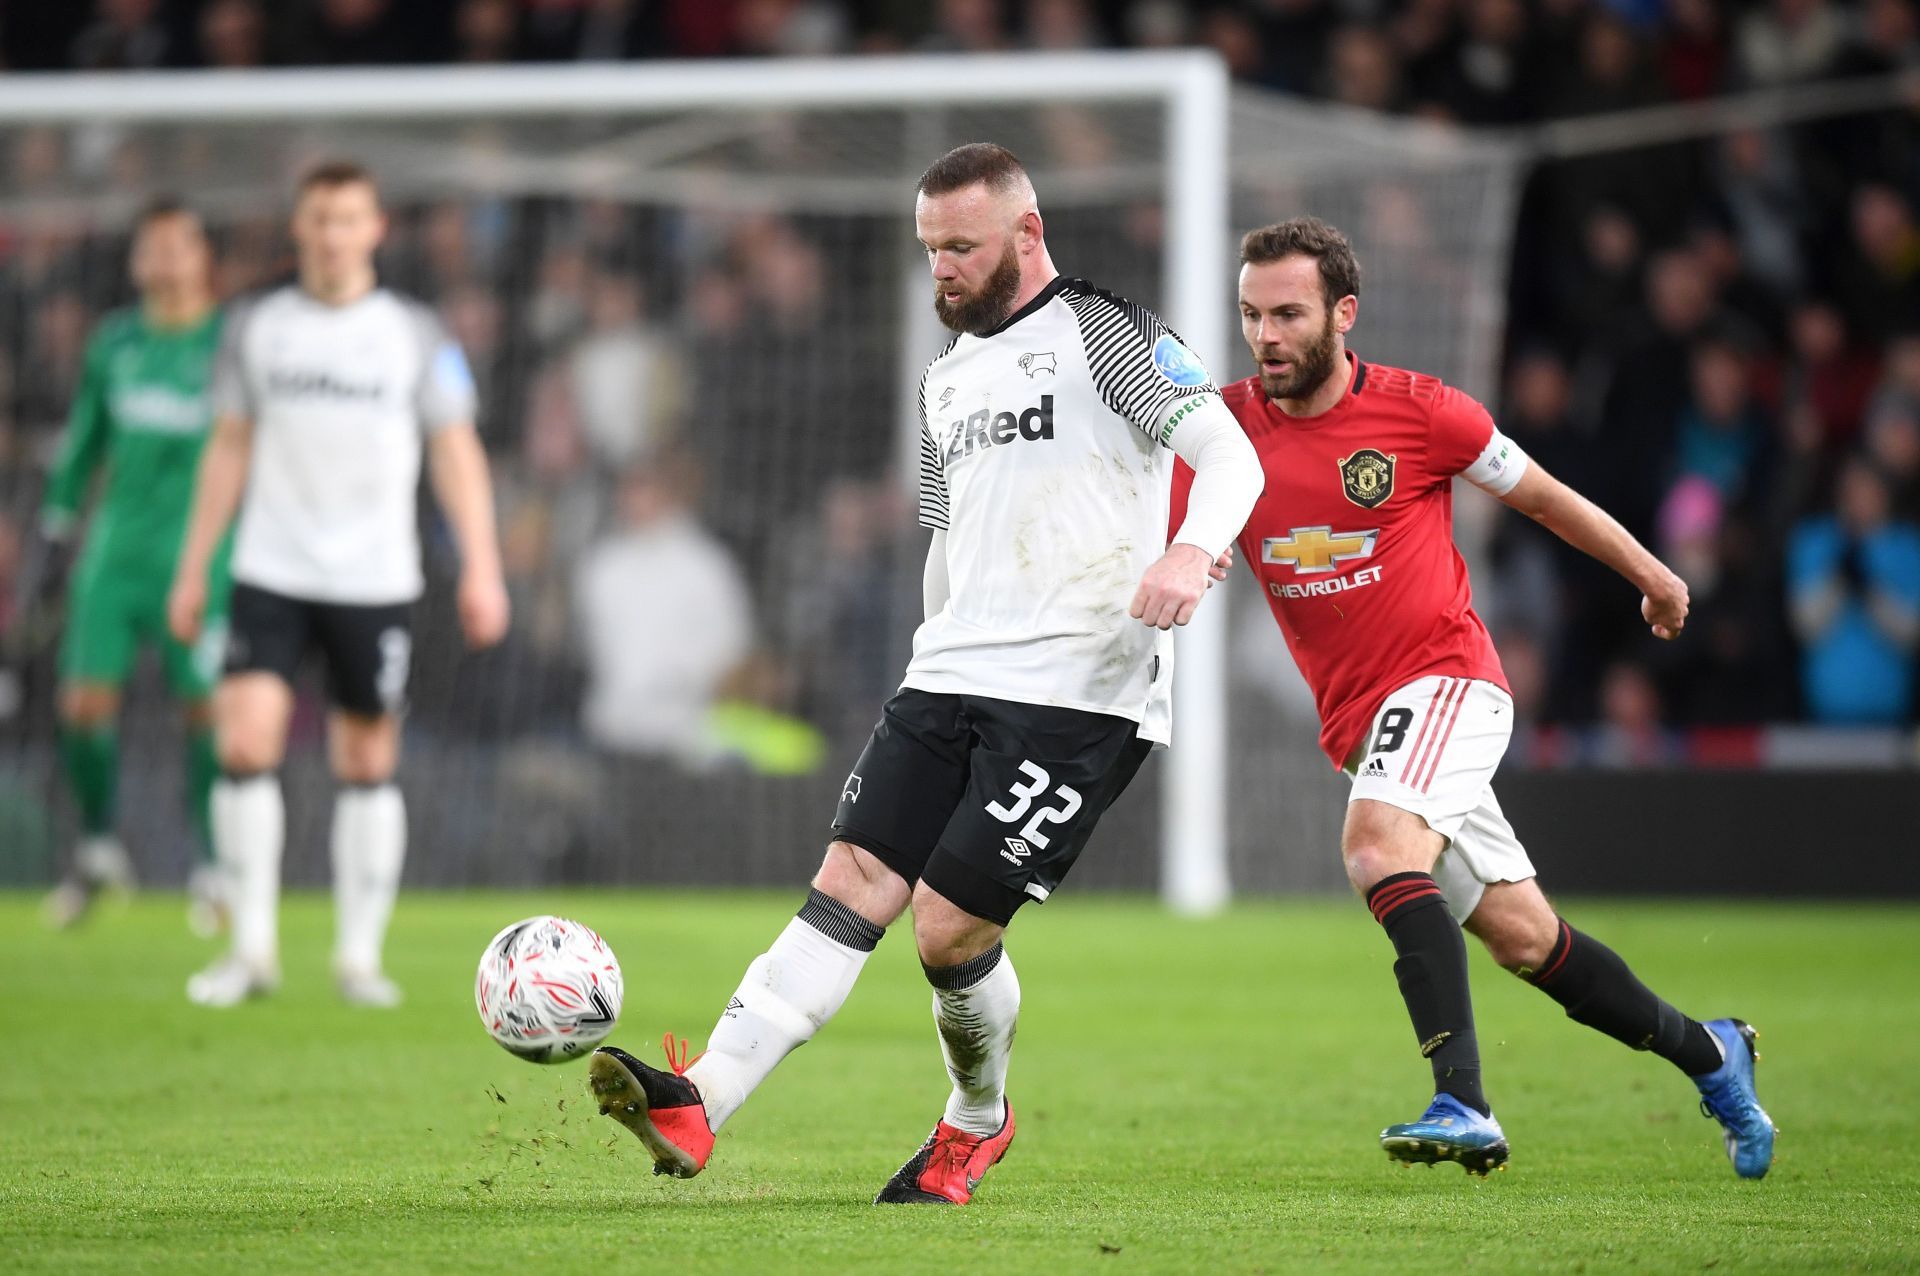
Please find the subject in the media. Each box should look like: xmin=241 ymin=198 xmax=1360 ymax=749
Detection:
xmin=1642 ymin=573 xmax=1689 ymax=640
xmin=458 ymin=568 xmax=510 ymax=649
xmin=1131 ymin=542 xmax=1215 ymax=630
xmin=167 ymin=574 xmax=206 ymax=644
xmin=1209 ymin=546 xmax=1234 ymax=583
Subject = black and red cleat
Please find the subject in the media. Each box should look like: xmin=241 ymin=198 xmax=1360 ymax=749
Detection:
xmin=873 ymin=1102 xmax=1016 ymax=1205
xmin=588 ymin=1034 xmax=715 ymax=1179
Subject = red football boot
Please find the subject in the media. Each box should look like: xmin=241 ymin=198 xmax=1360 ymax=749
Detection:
xmin=589 ymin=1034 xmax=714 ymax=1178
xmin=873 ymin=1102 xmax=1016 ymax=1205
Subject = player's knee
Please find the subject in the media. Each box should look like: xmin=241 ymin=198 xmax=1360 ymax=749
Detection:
xmin=59 ymin=685 xmax=119 ymax=729
xmin=1342 ymin=842 xmax=1407 ymax=895
xmin=813 ymin=842 xmax=908 ymax=928
xmin=910 ymin=882 xmax=1001 ymax=969
xmin=1469 ymin=889 xmax=1559 ymax=972
xmin=217 ymin=732 xmax=282 ymax=774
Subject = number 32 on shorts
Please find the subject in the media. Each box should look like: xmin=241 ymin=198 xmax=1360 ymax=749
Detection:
xmin=985 ymin=761 xmax=1082 ymax=864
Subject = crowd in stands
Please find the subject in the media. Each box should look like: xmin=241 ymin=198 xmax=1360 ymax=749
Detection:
xmin=0 ymin=0 xmax=1917 ymax=773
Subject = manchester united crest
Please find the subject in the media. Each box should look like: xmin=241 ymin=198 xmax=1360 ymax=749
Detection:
xmin=1338 ymin=448 xmax=1396 ymax=509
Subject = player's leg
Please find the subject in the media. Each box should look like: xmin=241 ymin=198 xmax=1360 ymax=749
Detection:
xmin=591 ymin=690 xmax=965 ymax=1178
xmin=326 ymin=710 xmax=405 ymax=1005
xmin=1465 ymin=873 xmax=1774 ymax=1177
xmin=164 ymin=563 xmax=229 ymax=937
xmin=314 ymin=599 xmax=413 ymax=1007
xmin=1344 ymin=677 xmax=1510 ymax=1173
xmin=188 ymin=584 xmax=303 ymax=1006
xmin=45 ymin=568 xmax=137 ymax=926
xmin=875 ymin=698 xmax=1149 ymax=1206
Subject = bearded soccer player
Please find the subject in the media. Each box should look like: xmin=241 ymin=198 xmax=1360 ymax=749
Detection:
xmin=35 ymin=199 xmax=230 ymax=934
xmin=168 ymin=160 xmax=509 ymax=1008
xmin=1172 ymin=218 xmax=1774 ymax=1178
xmin=584 ymin=143 xmax=1261 ymax=1205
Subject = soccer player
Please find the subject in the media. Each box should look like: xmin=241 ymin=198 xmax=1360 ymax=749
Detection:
xmin=35 ymin=198 xmax=229 ymax=934
xmin=167 ymin=160 xmax=509 ymax=1008
xmin=585 ymin=143 xmax=1262 ymax=1204
xmin=1172 ymin=218 xmax=1774 ymax=1177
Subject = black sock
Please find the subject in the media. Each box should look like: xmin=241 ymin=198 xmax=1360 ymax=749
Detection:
xmin=1525 ymin=920 xmax=1723 ymax=1077
xmin=1366 ymin=872 xmax=1488 ymax=1116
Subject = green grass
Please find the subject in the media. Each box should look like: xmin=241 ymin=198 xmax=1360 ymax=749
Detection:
xmin=1 ymin=891 xmax=1915 ymax=1274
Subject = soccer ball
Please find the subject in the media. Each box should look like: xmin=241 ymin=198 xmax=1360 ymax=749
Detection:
xmin=475 ymin=915 xmax=623 ymax=1064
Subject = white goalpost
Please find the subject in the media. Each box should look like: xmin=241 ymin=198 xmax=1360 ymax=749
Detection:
xmin=0 ymin=52 xmax=1237 ymax=910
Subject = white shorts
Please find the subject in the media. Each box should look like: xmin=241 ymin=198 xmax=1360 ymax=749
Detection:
xmin=1345 ymin=675 xmax=1536 ymax=923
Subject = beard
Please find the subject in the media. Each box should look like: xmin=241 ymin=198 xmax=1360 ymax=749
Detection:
xmin=1258 ymin=309 xmax=1341 ymax=401
xmin=934 ymin=241 xmax=1021 ymax=336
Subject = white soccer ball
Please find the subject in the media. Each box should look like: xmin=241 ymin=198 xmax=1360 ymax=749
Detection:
xmin=475 ymin=915 xmax=623 ymax=1064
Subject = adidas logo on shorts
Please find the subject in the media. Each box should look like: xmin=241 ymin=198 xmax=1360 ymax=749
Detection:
xmin=1361 ymin=757 xmax=1388 ymax=778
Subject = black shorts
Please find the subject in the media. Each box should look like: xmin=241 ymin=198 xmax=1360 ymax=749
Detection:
xmin=223 ymin=582 xmax=413 ymax=717
xmin=830 ymin=688 xmax=1152 ymax=926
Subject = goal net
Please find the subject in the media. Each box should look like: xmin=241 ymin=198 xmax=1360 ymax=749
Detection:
xmin=0 ymin=55 xmax=1520 ymax=904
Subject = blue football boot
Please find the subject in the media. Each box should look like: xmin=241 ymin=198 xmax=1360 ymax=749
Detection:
xmin=1694 ymin=1018 xmax=1775 ymax=1179
xmin=1380 ymin=1092 xmax=1510 ymax=1176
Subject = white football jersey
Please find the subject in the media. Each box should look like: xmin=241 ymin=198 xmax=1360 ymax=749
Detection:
xmin=907 ymin=276 xmax=1224 ymax=744
xmin=213 ymin=286 xmax=477 ymax=605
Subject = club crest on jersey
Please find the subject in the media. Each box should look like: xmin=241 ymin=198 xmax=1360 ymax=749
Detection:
xmin=1151 ymin=333 xmax=1209 ymax=387
xmin=1338 ymin=448 xmax=1396 ymax=509
xmin=1017 ymin=351 xmax=1056 ymax=377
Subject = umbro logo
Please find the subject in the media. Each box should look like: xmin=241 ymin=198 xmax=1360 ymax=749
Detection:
xmin=938 ymin=386 xmax=956 ymax=408
xmin=1017 ymin=351 xmax=1056 ymax=377
xmin=999 ymin=837 xmax=1031 ymax=866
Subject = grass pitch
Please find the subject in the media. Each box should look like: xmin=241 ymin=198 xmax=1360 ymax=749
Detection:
xmin=1 ymin=890 xmax=1915 ymax=1274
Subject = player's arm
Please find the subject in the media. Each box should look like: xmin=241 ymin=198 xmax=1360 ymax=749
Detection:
xmin=14 ymin=329 xmax=113 ymax=619
xmin=168 ymin=411 xmax=252 ymax=643
xmin=924 ymin=529 xmax=950 ymax=620
xmin=1498 ymin=461 xmax=1689 ymax=641
xmin=1132 ymin=399 xmax=1262 ymax=630
xmin=41 ymin=328 xmax=112 ymax=542
xmin=426 ymin=422 xmax=509 ymax=649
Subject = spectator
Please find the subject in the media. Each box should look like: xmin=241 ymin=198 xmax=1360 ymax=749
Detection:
xmin=452 ymin=0 xmax=517 ymax=63
xmin=291 ymin=0 xmax=411 ymax=65
xmin=1672 ymin=336 xmax=1771 ymax=508
xmin=71 ymin=0 xmax=169 ymax=70
xmin=1782 ymin=299 xmax=1882 ymax=450
xmin=552 ymin=273 xmax=686 ymax=470
xmin=1787 ymin=457 xmax=1920 ymax=723
xmin=1864 ymin=402 xmax=1920 ymax=518
xmin=1659 ymin=0 xmax=1727 ymax=99
xmin=1735 ymin=0 xmax=1847 ymax=87
xmin=1836 ymin=0 xmax=1920 ymax=76
xmin=1324 ymin=25 xmax=1404 ymax=113
xmin=574 ymin=456 xmax=753 ymax=761
xmin=1416 ymin=0 xmax=1536 ymax=124
xmin=1833 ymin=184 xmax=1920 ymax=343
xmin=197 ymin=0 xmax=269 ymax=68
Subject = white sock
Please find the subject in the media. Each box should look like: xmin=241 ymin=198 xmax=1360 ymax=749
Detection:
xmin=685 ymin=889 xmax=884 ymax=1131
xmin=331 ymin=783 xmax=406 ymax=975
xmin=929 ymin=944 xmax=1020 ymax=1136
xmin=213 ymin=773 xmax=283 ymax=970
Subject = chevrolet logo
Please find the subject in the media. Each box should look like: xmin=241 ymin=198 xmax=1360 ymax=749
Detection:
xmin=1262 ymin=525 xmax=1378 ymax=573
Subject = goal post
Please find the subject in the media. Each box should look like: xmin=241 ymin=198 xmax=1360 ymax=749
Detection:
xmin=0 ymin=52 xmax=1237 ymax=909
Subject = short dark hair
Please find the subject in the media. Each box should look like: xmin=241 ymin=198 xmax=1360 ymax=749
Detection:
xmin=296 ymin=158 xmax=378 ymax=201
xmin=1240 ymin=217 xmax=1361 ymax=305
xmin=135 ymin=195 xmax=199 ymax=231
xmin=917 ymin=142 xmax=1029 ymax=199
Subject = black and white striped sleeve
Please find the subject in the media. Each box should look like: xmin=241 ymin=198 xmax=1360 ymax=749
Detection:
xmin=915 ymin=364 xmax=950 ymax=531
xmin=1061 ymin=280 xmax=1220 ymax=447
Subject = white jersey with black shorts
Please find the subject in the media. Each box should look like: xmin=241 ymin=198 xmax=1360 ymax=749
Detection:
xmin=212 ymin=284 xmax=477 ymax=714
xmin=831 ymin=276 xmax=1257 ymax=924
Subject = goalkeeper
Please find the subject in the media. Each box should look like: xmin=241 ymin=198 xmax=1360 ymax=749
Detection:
xmin=36 ymin=198 xmax=230 ymax=935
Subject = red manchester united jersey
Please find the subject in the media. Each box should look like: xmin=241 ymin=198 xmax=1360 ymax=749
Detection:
xmin=1172 ymin=355 xmax=1519 ymax=767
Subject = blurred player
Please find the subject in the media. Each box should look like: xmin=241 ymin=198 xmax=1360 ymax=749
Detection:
xmin=33 ymin=198 xmax=230 ymax=935
xmin=1173 ymin=218 xmax=1774 ymax=1177
xmin=168 ymin=160 xmax=509 ymax=1008
xmin=585 ymin=143 xmax=1261 ymax=1204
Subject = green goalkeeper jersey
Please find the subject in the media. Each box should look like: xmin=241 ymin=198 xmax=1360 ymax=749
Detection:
xmin=42 ymin=305 xmax=223 ymax=573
